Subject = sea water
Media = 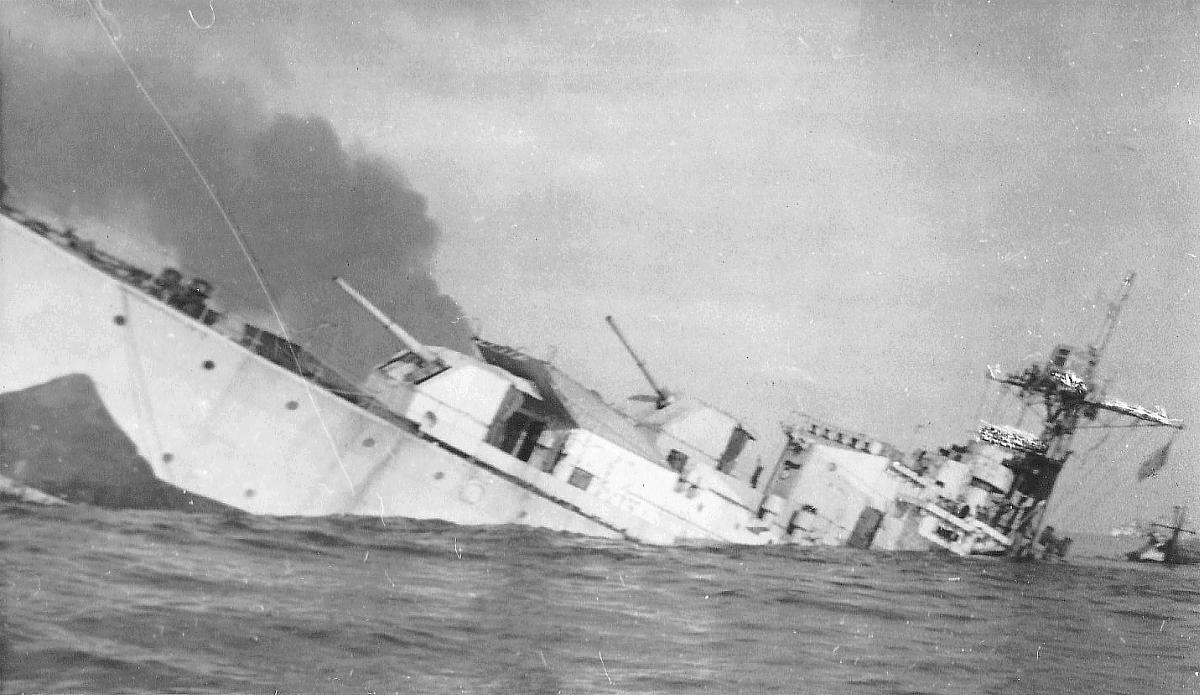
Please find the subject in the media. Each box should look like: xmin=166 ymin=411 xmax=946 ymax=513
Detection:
xmin=3 ymin=502 xmax=1198 ymax=694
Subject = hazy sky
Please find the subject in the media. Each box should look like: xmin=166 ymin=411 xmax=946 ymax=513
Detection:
xmin=3 ymin=1 xmax=1196 ymax=532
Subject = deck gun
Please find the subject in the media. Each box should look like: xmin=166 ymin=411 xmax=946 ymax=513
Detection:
xmin=605 ymin=315 xmax=672 ymax=409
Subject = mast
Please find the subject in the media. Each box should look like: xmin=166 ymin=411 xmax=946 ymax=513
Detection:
xmin=1044 ymin=272 xmax=1136 ymax=467
xmin=981 ymin=274 xmax=1184 ymax=556
xmin=605 ymin=315 xmax=671 ymax=409
xmin=1085 ymin=272 xmax=1135 ymax=382
xmin=1165 ymin=506 xmax=1187 ymax=565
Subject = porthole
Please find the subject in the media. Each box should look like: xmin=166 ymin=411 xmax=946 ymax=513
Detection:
xmin=285 ymin=400 xmax=299 ymax=410
xmin=113 ymin=315 xmax=127 ymax=326
xmin=202 ymin=360 xmax=215 ymax=370
xmin=433 ymin=471 xmax=445 ymax=480
xmin=244 ymin=489 xmax=255 ymax=498
xmin=162 ymin=453 xmax=174 ymax=463
xmin=362 ymin=437 xmax=376 ymax=447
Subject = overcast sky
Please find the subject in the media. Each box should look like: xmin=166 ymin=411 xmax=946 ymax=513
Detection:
xmin=3 ymin=1 xmax=1197 ymax=532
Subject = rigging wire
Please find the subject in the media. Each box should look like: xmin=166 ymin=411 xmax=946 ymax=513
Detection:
xmin=977 ymin=378 xmax=1008 ymax=429
xmin=1052 ymin=415 xmax=1170 ymax=530
xmin=1043 ymin=422 xmax=1120 ymax=527
xmin=970 ymin=378 xmax=991 ymax=426
xmin=1073 ymin=423 xmax=1179 ymax=430
xmin=1013 ymin=396 xmax=1035 ymax=431
xmin=1059 ymin=413 xmax=1129 ymax=516
xmin=82 ymin=0 xmax=356 ymax=493
xmin=988 ymin=381 xmax=1006 ymax=422
xmin=1059 ymin=451 xmax=1138 ymax=529
xmin=1078 ymin=420 xmax=1119 ymax=461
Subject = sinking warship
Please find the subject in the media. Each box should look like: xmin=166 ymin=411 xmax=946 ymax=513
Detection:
xmin=753 ymin=274 xmax=1184 ymax=557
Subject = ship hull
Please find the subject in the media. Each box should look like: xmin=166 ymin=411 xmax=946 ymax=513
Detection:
xmin=0 ymin=215 xmax=622 ymax=537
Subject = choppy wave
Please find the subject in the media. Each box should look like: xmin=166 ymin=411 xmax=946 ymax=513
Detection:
xmin=4 ymin=502 xmax=1198 ymax=694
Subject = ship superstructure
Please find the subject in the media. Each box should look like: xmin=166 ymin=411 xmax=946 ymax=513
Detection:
xmin=756 ymin=275 xmax=1184 ymax=557
xmin=969 ymin=274 xmax=1184 ymax=558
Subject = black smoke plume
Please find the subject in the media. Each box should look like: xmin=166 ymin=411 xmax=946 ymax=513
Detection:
xmin=1 ymin=5 xmax=474 ymax=377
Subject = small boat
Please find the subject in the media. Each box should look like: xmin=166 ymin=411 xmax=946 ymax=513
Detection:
xmin=1127 ymin=506 xmax=1198 ymax=565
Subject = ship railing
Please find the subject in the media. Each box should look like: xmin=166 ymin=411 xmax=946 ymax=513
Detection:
xmin=973 ymin=518 xmax=1012 ymax=545
xmin=919 ymin=500 xmax=1012 ymax=548
xmin=888 ymin=461 xmax=927 ymax=485
xmin=920 ymin=501 xmax=976 ymax=531
xmin=787 ymin=508 xmax=852 ymax=542
xmin=11 ymin=209 xmax=154 ymax=286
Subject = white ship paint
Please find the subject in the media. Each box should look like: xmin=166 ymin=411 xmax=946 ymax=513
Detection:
xmin=5 ymin=203 xmax=1178 ymax=558
xmin=0 ymin=208 xmax=771 ymax=545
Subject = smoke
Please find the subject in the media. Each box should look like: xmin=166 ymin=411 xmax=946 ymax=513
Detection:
xmin=1 ymin=4 xmax=474 ymax=377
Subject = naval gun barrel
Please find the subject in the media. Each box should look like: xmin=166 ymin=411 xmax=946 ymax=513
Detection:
xmin=334 ymin=276 xmax=440 ymax=365
xmin=605 ymin=315 xmax=671 ymax=408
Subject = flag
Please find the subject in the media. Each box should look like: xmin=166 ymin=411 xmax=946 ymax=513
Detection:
xmin=1136 ymin=441 xmax=1173 ymax=481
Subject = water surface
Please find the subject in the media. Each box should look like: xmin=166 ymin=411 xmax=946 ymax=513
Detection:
xmin=4 ymin=503 xmax=1197 ymax=694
